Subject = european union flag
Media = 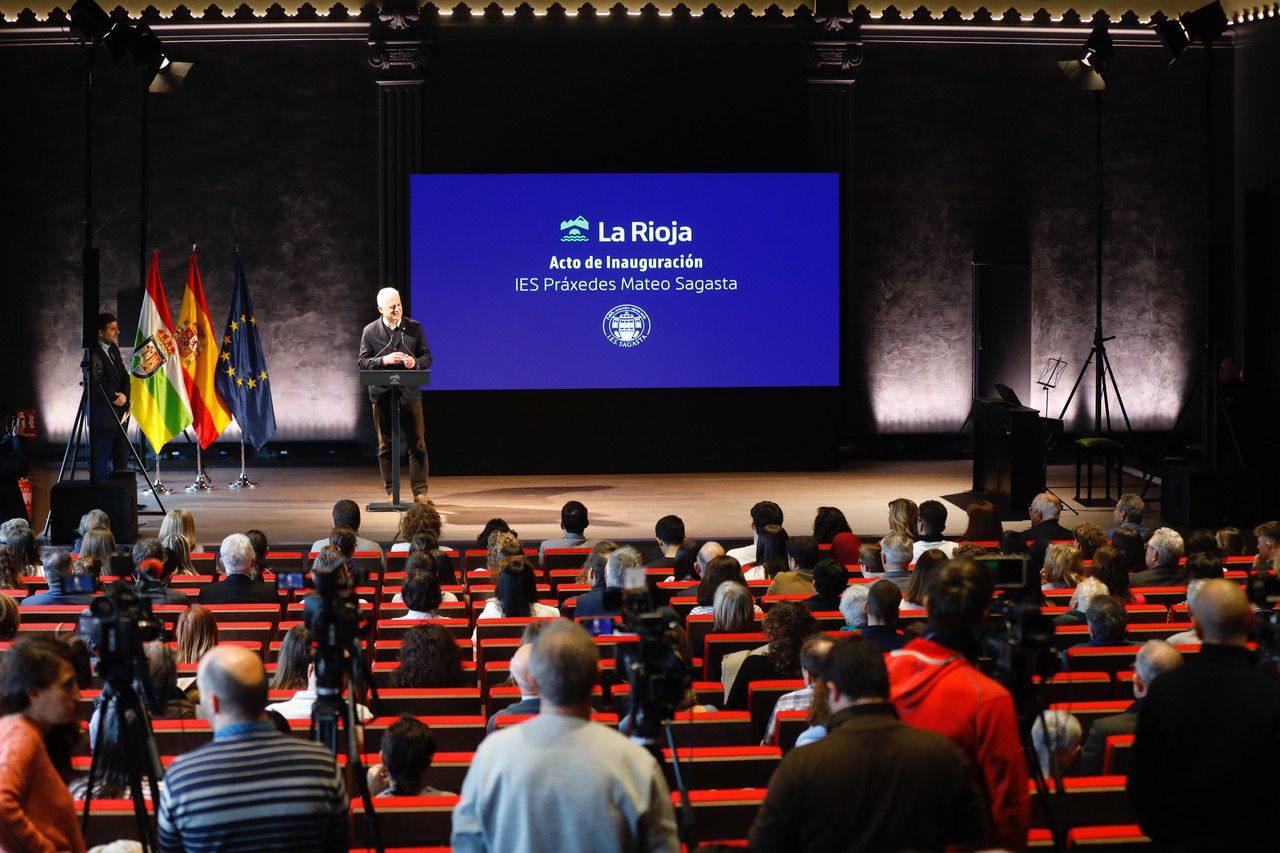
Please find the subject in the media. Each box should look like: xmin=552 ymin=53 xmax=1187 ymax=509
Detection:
xmin=215 ymin=250 xmax=276 ymax=451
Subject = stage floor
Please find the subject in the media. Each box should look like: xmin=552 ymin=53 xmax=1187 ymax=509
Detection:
xmin=32 ymin=460 xmax=1160 ymax=547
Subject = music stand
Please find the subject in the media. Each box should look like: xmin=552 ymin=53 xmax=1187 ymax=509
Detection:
xmin=360 ymin=368 xmax=430 ymax=513
xmin=1036 ymin=357 xmax=1068 ymax=416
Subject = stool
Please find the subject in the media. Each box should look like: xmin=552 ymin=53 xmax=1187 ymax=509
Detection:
xmin=1074 ymin=437 xmax=1122 ymax=507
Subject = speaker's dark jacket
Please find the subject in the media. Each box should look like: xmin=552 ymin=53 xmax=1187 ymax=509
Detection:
xmin=89 ymin=343 xmax=130 ymax=427
xmin=356 ymin=318 xmax=432 ymax=403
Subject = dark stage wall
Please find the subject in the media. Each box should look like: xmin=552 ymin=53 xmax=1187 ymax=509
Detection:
xmin=0 ymin=27 xmax=1241 ymax=473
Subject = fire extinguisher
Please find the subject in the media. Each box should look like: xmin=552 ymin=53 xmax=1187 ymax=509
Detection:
xmin=18 ymin=478 xmax=32 ymax=521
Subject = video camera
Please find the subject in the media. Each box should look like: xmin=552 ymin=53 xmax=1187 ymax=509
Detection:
xmin=975 ymin=555 xmax=1060 ymax=706
xmin=616 ymin=568 xmax=693 ymax=744
xmin=283 ymin=566 xmax=372 ymax=695
xmin=79 ymin=584 xmax=163 ymax=689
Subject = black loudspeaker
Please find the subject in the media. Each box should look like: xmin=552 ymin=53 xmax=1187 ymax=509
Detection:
xmin=49 ymin=479 xmax=138 ymax=545
xmin=115 ymin=285 xmax=144 ymax=346
xmin=972 ymin=262 xmax=1032 ymax=406
xmin=1161 ymin=465 xmax=1260 ymax=528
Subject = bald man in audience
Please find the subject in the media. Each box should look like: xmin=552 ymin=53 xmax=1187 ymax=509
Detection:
xmin=452 ymin=620 xmax=677 ymax=852
xmin=486 ymin=642 xmax=540 ymax=733
xmin=158 ymin=645 xmax=348 ymax=851
xmin=1076 ymin=641 xmax=1182 ymax=775
xmin=1128 ymin=581 xmax=1280 ymax=849
xmin=697 ymin=541 xmax=725 ymax=574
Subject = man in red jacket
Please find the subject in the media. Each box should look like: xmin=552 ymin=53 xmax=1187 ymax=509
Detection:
xmin=886 ymin=561 xmax=1030 ymax=850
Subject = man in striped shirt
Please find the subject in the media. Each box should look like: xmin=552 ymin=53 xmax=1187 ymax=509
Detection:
xmin=158 ymin=645 xmax=349 ymax=852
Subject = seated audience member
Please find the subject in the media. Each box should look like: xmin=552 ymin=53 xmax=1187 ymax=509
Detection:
xmin=831 ymin=531 xmax=862 ymax=568
xmin=327 ymin=525 xmax=362 ymax=580
xmin=1021 ymin=492 xmax=1072 ymax=542
xmin=1128 ymin=581 xmax=1280 ymax=849
xmin=724 ymin=601 xmax=815 ymax=710
xmin=312 ymin=499 xmax=384 ymax=557
xmin=476 ymin=556 xmax=559 ymax=621
xmin=451 ymin=620 xmax=678 ymax=851
xmin=902 ymin=549 xmax=947 ymax=612
xmin=726 ymin=500 xmax=784 ymax=567
xmin=1215 ymin=526 xmax=1244 ymax=557
xmin=1072 ymin=522 xmax=1107 ymax=560
xmin=750 ymin=635 xmax=985 ymax=853
xmin=475 ymin=518 xmax=513 ymax=550
xmin=1183 ymin=529 xmax=1218 ymax=558
xmin=811 ymin=506 xmax=852 ymax=545
xmin=695 ymin=540 xmax=725 ymax=576
xmin=537 ymin=500 xmax=597 ymax=563
xmin=1077 ymin=640 xmax=1183 ymax=775
xmin=398 ymin=568 xmax=450 ymax=620
xmin=953 ymin=541 xmax=990 ymax=560
xmin=198 ymin=534 xmax=280 ymax=605
xmin=574 ymin=540 xmax=616 ymax=587
xmin=88 ymin=641 xmax=196 ymax=747
xmin=856 ymin=541 xmax=881 ymax=576
xmin=1130 ymin=528 xmax=1185 ymax=587
xmin=1166 ymin=579 xmax=1212 ymax=646
xmin=1107 ymin=493 xmax=1148 ymax=539
xmin=22 ymin=550 xmax=98 ymax=606
xmin=392 ymin=502 xmax=447 ymax=556
xmin=5 ymin=530 xmax=40 ymax=577
xmin=1110 ymin=526 xmax=1146 ymax=572
xmin=1082 ymin=596 xmax=1130 ymax=646
xmin=159 ymin=507 xmax=200 ymax=552
xmin=647 ymin=515 xmax=685 ymax=569
xmin=70 ymin=508 xmax=110 ymax=554
xmin=175 ymin=605 xmax=218 ymax=666
xmin=767 ymin=535 xmax=819 ymax=595
xmin=0 ymin=637 xmax=85 ymax=853
xmin=863 ymin=580 xmax=907 ymax=651
xmin=574 ymin=546 xmax=641 ymax=619
xmin=961 ymin=499 xmax=1004 ymax=541
xmin=837 ymin=582 xmax=868 ymax=632
xmin=803 ymin=559 xmax=848 ymax=612
xmin=1185 ymin=552 xmax=1224 ymax=581
xmin=0 ymin=593 xmax=18 ymax=641
xmin=0 ymin=546 xmax=20 ymax=589
xmin=689 ymin=555 xmax=746 ymax=617
xmin=265 ymin=651 xmax=373 ymax=723
xmin=887 ymin=498 xmax=920 ymax=539
xmin=485 ymin=531 xmax=524 ymax=574
xmin=163 ymin=534 xmax=197 ymax=576
xmin=1089 ymin=545 xmax=1140 ymax=604
xmin=392 ymin=624 xmax=466 ymax=689
xmin=744 ymin=524 xmax=788 ymax=582
xmin=1000 ymin=529 xmax=1029 ymax=556
xmin=1055 ymin=576 xmax=1110 ymax=629
xmin=913 ymin=500 xmax=958 ymax=561
xmin=762 ymin=633 xmax=835 ymax=744
xmin=367 ymin=714 xmax=453 ymax=797
xmin=872 ymin=533 xmax=914 ymax=593
xmin=1041 ymin=543 xmax=1083 ymax=591
xmin=486 ymin=640 xmax=540 ymax=733
xmin=271 ymin=625 xmax=312 ymax=692
xmin=712 ymin=582 xmax=757 ymax=634
xmin=244 ymin=529 xmax=273 ymax=576
xmin=392 ymin=550 xmax=459 ymax=606
xmin=76 ymin=528 xmax=116 ymax=565
xmin=668 ymin=539 xmax=701 ymax=583
xmin=887 ymin=561 xmax=1028 ymax=849
xmin=131 ymin=545 xmax=190 ymax=606
xmin=159 ymin=645 xmax=348 ymax=849
xmin=1031 ymin=710 xmax=1082 ymax=778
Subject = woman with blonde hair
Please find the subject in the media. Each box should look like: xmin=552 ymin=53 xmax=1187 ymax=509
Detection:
xmin=887 ymin=498 xmax=920 ymax=540
xmin=1042 ymin=543 xmax=1083 ymax=590
xmin=159 ymin=508 xmax=198 ymax=551
xmin=0 ymin=592 xmax=20 ymax=640
xmin=164 ymin=534 xmax=198 ymax=576
xmin=78 ymin=529 xmax=115 ymax=564
xmin=175 ymin=605 xmax=218 ymax=665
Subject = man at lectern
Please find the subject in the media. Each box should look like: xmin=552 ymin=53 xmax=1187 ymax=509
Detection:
xmin=357 ymin=287 xmax=432 ymax=501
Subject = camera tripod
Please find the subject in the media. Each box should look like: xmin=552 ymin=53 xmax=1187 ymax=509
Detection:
xmin=80 ymin=673 xmax=165 ymax=852
xmin=309 ymin=632 xmax=384 ymax=853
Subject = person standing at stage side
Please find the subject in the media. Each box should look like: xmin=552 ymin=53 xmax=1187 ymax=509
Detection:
xmin=88 ymin=312 xmax=131 ymax=480
xmin=357 ymin=287 xmax=432 ymax=502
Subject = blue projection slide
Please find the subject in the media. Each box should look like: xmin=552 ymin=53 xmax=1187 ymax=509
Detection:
xmin=408 ymin=173 xmax=839 ymax=391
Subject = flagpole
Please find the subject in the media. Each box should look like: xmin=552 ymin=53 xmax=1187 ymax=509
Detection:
xmin=228 ymin=436 xmax=258 ymax=489
xmin=185 ymin=440 xmax=212 ymax=492
xmin=146 ymin=447 xmax=172 ymax=495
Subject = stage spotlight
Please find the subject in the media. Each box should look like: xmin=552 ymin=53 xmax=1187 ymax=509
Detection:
xmin=1058 ymin=24 xmax=1112 ymax=91
xmin=129 ymin=24 xmax=193 ymax=92
xmin=1153 ymin=0 xmax=1228 ymax=62
xmin=68 ymin=0 xmax=134 ymax=58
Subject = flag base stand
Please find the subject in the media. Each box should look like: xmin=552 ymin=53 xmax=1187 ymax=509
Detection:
xmin=227 ymin=438 xmax=257 ymax=489
xmin=184 ymin=442 xmax=213 ymax=493
xmin=143 ymin=456 xmax=172 ymax=495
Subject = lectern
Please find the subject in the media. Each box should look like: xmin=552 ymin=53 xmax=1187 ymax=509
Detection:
xmin=361 ymin=368 xmax=431 ymax=512
xmin=971 ymin=396 xmax=1052 ymax=518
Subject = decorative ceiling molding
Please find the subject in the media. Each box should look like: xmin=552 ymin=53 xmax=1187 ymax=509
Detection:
xmin=2 ymin=0 xmax=1275 ymax=36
